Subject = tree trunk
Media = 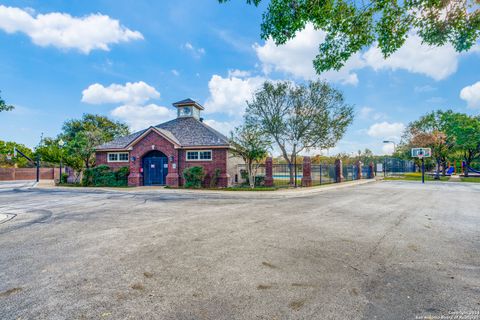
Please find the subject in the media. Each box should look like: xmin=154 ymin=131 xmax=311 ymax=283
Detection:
xmin=247 ymin=161 xmax=255 ymax=189
xmin=434 ymin=159 xmax=441 ymax=180
xmin=442 ymin=160 xmax=447 ymax=176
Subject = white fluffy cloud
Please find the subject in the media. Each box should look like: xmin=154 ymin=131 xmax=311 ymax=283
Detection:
xmin=0 ymin=5 xmax=143 ymax=53
xmin=367 ymin=122 xmax=405 ymax=140
xmin=254 ymin=24 xmax=475 ymax=84
xmin=460 ymin=81 xmax=480 ymax=109
xmin=81 ymin=81 xmax=160 ymax=105
xmin=82 ymin=81 xmax=175 ymax=131
xmin=111 ymin=104 xmax=175 ymax=131
xmin=254 ymin=23 xmax=363 ymax=85
xmin=204 ymin=74 xmax=265 ymax=115
xmin=363 ymin=34 xmax=459 ymax=81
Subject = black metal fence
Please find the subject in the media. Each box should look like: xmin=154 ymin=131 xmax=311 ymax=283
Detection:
xmin=383 ymin=158 xmax=416 ymax=177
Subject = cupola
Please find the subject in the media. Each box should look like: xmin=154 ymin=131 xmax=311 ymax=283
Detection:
xmin=172 ymin=98 xmax=204 ymax=120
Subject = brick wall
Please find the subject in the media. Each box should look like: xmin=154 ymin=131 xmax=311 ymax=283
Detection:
xmin=178 ymin=149 xmax=230 ymax=187
xmin=0 ymin=168 xmax=59 ymax=181
xmin=95 ymin=129 xmax=231 ymax=187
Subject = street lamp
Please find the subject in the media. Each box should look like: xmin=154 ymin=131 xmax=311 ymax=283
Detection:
xmin=58 ymin=139 xmax=65 ymax=183
xmin=382 ymin=140 xmax=396 ymax=154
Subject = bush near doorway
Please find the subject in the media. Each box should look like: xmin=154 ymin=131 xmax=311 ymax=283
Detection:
xmin=183 ymin=166 xmax=205 ymax=188
xmin=82 ymin=165 xmax=129 ymax=187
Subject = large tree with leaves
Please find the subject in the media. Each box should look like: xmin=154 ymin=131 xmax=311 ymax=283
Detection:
xmin=246 ymin=80 xmax=354 ymax=184
xmin=0 ymin=92 xmax=14 ymax=112
xmin=443 ymin=112 xmax=480 ymax=177
xmin=403 ymin=110 xmax=456 ymax=178
xmin=37 ymin=114 xmax=129 ymax=174
xmin=229 ymin=124 xmax=270 ymax=188
xmin=220 ymin=0 xmax=480 ymax=74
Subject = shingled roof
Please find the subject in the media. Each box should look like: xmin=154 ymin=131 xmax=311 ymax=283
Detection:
xmin=96 ymin=117 xmax=230 ymax=150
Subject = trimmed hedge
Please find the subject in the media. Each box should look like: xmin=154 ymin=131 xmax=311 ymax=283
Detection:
xmin=82 ymin=165 xmax=129 ymax=187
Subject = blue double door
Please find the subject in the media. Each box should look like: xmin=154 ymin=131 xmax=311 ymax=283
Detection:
xmin=143 ymin=151 xmax=168 ymax=186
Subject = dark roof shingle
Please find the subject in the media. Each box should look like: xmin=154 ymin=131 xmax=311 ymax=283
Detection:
xmin=96 ymin=117 xmax=229 ymax=150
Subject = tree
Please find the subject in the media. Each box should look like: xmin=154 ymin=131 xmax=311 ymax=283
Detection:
xmin=229 ymin=124 xmax=270 ymax=188
xmin=36 ymin=114 xmax=129 ymax=177
xmin=443 ymin=113 xmax=480 ymax=177
xmin=219 ymin=0 xmax=480 ymax=74
xmin=404 ymin=110 xmax=454 ymax=179
xmin=0 ymin=92 xmax=14 ymax=112
xmin=246 ymin=80 xmax=354 ymax=184
xmin=0 ymin=140 xmax=33 ymax=167
xmin=60 ymin=114 xmax=130 ymax=169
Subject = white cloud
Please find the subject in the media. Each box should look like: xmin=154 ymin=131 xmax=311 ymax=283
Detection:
xmin=0 ymin=5 xmax=143 ymax=53
xmin=203 ymin=119 xmax=240 ymax=136
xmin=254 ymin=23 xmax=363 ymax=85
xmin=460 ymin=81 xmax=480 ymax=109
xmin=204 ymin=74 xmax=265 ymax=115
xmin=111 ymin=104 xmax=175 ymax=131
xmin=367 ymin=122 xmax=405 ymax=140
xmin=183 ymin=42 xmax=205 ymax=58
xmin=171 ymin=69 xmax=180 ymax=76
xmin=81 ymin=81 xmax=160 ymax=105
xmin=382 ymin=143 xmax=395 ymax=155
xmin=363 ymin=34 xmax=459 ymax=81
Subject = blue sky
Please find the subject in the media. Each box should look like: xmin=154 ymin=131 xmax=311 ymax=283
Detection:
xmin=0 ymin=0 xmax=479 ymax=155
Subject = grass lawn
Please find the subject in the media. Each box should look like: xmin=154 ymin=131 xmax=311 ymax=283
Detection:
xmin=460 ymin=177 xmax=480 ymax=183
xmin=384 ymin=172 xmax=450 ymax=182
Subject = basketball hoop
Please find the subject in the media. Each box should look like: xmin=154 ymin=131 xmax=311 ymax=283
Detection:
xmin=417 ymin=153 xmax=424 ymax=160
xmin=6 ymin=154 xmax=12 ymax=161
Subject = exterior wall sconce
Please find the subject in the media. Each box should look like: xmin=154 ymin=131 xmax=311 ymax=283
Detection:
xmin=131 ymin=156 xmax=136 ymax=162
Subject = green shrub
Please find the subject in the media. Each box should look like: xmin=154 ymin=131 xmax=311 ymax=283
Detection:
xmin=60 ymin=173 xmax=69 ymax=184
xmin=210 ymin=168 xmax=222 ymax=188
xmin=82 ymin=165 xmax=129 ymax=187
xmin=183 ymin=166 xmax=204 ymax=188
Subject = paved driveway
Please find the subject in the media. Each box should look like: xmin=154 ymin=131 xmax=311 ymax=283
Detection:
xmin=0 ymin=181 xmax=479 ymax=320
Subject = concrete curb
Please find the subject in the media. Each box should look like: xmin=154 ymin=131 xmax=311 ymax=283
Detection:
xmin=34 ymin=179 xmax=377 ymax=197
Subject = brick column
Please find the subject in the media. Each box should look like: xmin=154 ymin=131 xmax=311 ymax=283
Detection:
xmin=335 ymin=159 xmax=344 ymax=183
xmin=166 ymin=150 xmax=180 ymax=187
xmin=369 ymin=162 xmax=375 ymax=179
xmin=264 ymin=157 xmax=274 ymax=187
xmin=301 ymin=156 xmax=312 ymax=187
xmin=128 ymin=156 xmax=142 ymax=186
xmin=356 ymin=161 xmax=363 ymax=180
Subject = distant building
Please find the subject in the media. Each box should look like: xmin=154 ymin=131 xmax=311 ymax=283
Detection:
xmin=95 ymin=99 xmax=241 ymax=187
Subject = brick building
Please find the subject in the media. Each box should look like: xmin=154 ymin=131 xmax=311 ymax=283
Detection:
xmin=95 ymin=99 xmax=241 ymax=187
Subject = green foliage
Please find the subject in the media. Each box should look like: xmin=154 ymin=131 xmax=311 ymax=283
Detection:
xmin=220 ymin=0 xmax=480 ymax=74
xmin=183 ymin=166 xmax=205 ymax=188
xmin=36 ymin=114 xmax=130 ymax=174
xmin=0 ymin=140 xmax=33 ymax=167
xmin=209 ymin=168 xmax=222 ymax=188
xmin=230 ymin=124 xmax=270 ymax=188
xmin=82 ymin=165 xmax=129 ymax=187
xmin=60 ymin=173 xmax=69 ymax=184
xmin=0 ymin=91 xmax=14 ymax=112
xmin=246 ymin=80 xmax=353 ymax=184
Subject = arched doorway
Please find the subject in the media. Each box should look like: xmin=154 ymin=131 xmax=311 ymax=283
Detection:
xmin=142 ymin=150 xmax=168 ymax=186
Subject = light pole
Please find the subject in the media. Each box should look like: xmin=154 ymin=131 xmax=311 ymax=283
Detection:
xmin=383 ymin=140 xmax=396 ymax=154
xmin=382 ymin=140 xmax=396 ymax=177
xmin=58 ymin=139 xmax=65 ymax=183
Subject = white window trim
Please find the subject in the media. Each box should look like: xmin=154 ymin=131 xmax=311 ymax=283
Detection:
xmin=107 ymin=152 xmax=129 ymax=163
xmin=186 ymin=150 xmax=212 ymax=161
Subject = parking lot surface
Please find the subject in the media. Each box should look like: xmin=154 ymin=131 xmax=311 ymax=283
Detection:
xmin=0 ymin=181 xmax=479 ymax=320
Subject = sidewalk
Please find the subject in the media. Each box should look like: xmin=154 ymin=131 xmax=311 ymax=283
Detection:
xmin=34 ymin=178 xmax=377 ymax=197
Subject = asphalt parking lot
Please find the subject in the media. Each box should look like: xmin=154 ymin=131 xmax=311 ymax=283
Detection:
xmin=0 ymin=181 xmax=479 ymax=320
